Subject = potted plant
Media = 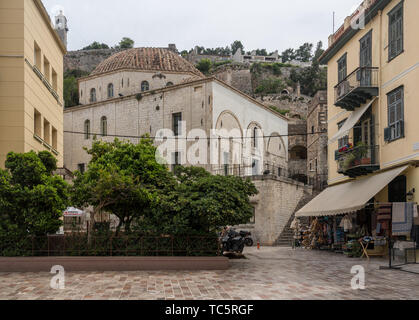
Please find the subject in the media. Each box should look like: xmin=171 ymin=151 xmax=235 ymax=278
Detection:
xmin=355 ymin=142 xmax=371 ymax=165
xmin=342 ymin=152 xmax=356 ymax=172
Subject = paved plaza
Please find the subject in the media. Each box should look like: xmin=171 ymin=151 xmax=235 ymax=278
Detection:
xmin=0 ymin=247 xmax=418 ymax=300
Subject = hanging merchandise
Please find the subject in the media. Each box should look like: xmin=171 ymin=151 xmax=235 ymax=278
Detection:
xmin=339 ymin=215 xmax=352 ymax=232
xmin=392 ymin=202 xmax=414 ymax=236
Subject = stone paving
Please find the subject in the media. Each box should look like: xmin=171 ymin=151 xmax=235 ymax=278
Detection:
xmin=0 ymin=247 xmax=418 ymax=300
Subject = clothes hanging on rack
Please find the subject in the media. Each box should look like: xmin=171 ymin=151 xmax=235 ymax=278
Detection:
xmin=392 ymin=202 xmax=414 ymax=236
xmin=339 ymin=215 xmax=352 ymax=232
xmin=377 ymin=204 xmax=392 ymax=221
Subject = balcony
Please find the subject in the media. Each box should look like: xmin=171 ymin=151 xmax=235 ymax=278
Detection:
xmin=336 ymin=144 xmax=380 ymax=178
xmin=334 ymin=67 xmax=379 ymax=111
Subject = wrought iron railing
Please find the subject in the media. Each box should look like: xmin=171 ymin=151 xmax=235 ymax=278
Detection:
xmin=0 ymin=235 xmax=221 ymax=257
xmin=336 ymin=145 xmax=379 ymax=174
xmin=334 ymin=67 xmax=379 ymax=104
xmin=212 ymin=163 xmax=308 ymax=184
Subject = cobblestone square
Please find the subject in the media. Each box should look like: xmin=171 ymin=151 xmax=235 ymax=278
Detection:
xmin=0 ymin=247 xmax=418 ymax=300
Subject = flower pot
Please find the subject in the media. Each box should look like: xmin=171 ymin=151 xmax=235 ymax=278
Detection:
xmin=361 ymin=158 xmax=371 ymax=165
xmin=353 ymin=160 xmax=361 ymax=166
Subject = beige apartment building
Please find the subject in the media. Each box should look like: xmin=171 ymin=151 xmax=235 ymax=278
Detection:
xmin=0 ymin=0 xmax=66 ymax=168
xmin=297 ymin=0 xmax=419 ymax=254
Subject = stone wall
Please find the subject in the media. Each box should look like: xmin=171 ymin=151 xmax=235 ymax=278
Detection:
xmin=64 ymin=49 xmax=123 ymax=73
xmin=236 ymin=175 xmax=312 ymax=245
xmin=307 ymin=90 xmax=328 ymax=191
xmin=213 ymin=66 xmax=253 ymax=95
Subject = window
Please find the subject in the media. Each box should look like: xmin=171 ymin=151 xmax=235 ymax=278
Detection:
xmin=90 ymin=88 xmax=96 ymax=103
xmin=34 ymin=42 xmax=41 ymax=69
xmin=78 ymin=163 xmax=85 ymax=174
xmin=337 ymin=53 xmax=347 ymax=83
xmin=107 ymin=83 xmax=114 ymax=98
xmin=166 ymin=82 xmax=174 ymax=87
xmin=43 ymin=119 xmax=50 ymax=145
xmin=388 ymin=1 xmax=404 ymax=61
xmin=52 ymin=127 xmax=58 ymax=150
xmin=223 ymin=152 xmax=230 ymax=176
xmin=311 ymin=126 xmax=315 ymax=134
xmin=43 ymin=56 xmax=50 ymax=82
xmin=338 ymin=119 xmax=349 ymax=149
xmin=171 ymin=152 xmax=180 ymax=172
xmin=172 ymin=113 xmax=182 ymax=136
xmin=141 ymin=81 xmax=149 ymax=92
xmin=101 ymin=116 xmax=107 ymax=137
xmin=252 ymin=159 xmax=260 ymax=176
xmin=34 ymin=109 xmax=42 ymax=137
xmin=252 ymin=126 xmax=260 ymax=148
xmin=52 ymin=69 xmax=58 ymax=91
xmin=249 ymin=206 xmax=256 ymax=224
xmin=386 ymin=86 xmax=404 ymax=141
xmin=84 ymin=120 xmax=91 ymax=140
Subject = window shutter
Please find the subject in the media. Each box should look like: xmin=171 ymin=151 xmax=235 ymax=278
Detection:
xmin=400 ymin=120 xmax=405 ymax=138
xmin=384 ymin=127 xmax=391 ymax=142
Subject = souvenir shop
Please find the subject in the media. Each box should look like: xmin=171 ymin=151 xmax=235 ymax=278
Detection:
xmin=294 ymin=166 xmax=419 ymax=261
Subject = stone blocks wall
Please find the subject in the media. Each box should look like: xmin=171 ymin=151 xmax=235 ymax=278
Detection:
xmin=236 ymin=175 xmax=312 ymax=245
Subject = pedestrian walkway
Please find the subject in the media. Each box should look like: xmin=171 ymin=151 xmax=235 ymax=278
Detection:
xmin=0 ymin=247 xmax=418 ymax=300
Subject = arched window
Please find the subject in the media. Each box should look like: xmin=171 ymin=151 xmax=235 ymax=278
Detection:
xmin=141 ymin=81 xmax=149 ymax=92
xmin=84 ymin=120 xmax=91 ymax=140
xmin=107 ymin=83 xmax=114 ymax=98
xmin=166 ymin=82 xmax=174 ymax=87
xmin=90 ymin=88 xmax=96 ymax=103
xmin=100 ymin=116 xmax=107 ymax=137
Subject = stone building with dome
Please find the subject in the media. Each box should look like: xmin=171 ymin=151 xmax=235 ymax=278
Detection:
xmin=63 ymin=47 xmax=312 ymax=245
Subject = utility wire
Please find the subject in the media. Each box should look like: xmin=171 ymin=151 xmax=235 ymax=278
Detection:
xmin=64 ymin=130 xmax=329 ymax=140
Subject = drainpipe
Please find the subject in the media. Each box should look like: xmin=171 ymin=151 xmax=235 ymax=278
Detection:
xmin=378 ymin=10 xmax=383 ymax=173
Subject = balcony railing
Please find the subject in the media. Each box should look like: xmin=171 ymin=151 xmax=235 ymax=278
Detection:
xmin=336 ymin=144 xmax=380 ymax=178
xmin=334 ymin=67 xmax=379 ymax=111
xmin=212 ymin=163 xmax=308 ymax=184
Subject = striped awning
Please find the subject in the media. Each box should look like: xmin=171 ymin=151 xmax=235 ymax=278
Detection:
xmin=296 ymin=165 xmax=409 ymax=217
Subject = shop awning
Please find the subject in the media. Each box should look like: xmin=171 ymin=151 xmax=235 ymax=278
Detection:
xmin=328 ymin=98 xmax=376 ymax=145
xmin=296 ymin=165 xmax=409 ymax=217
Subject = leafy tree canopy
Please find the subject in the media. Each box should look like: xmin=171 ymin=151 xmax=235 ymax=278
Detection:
xmin=0 ymin=151 xmax=69 ymax=237
xmin=117 ymin=37 xmax=135 ymax=49
xmin=72 ymin=139 xmax=258 ymax=236
xmin=82 ymin=41 xmax=110 ymax=50
xmin=231 ymin=40 xmax=244 ymax=55
xmin=196 ymin=58 xmax=212 ymax=74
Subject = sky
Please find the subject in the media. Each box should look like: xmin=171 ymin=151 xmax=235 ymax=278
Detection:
xmin=42 ymin=0 xmax=363 ymax=53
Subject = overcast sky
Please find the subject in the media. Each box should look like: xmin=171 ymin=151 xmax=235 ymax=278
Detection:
xmin=43 ymin=0 xmax=362 ymax=53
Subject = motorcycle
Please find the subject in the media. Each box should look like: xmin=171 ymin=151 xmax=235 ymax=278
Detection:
xmin=239 ymin=231 xmax=254 ymax=247
xmin=220 ymin=228 xmax=245 ymax=254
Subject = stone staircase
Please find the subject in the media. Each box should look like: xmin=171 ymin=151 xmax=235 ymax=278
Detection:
xmin=274 ymin=192 xmax=313 ymax=247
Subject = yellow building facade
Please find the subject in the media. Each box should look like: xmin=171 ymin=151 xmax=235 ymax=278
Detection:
xmin=0 ymin=0 xmax=66 ymax=168
xmin=296 ymin=0 xmax=418 ymax=260
xmin=320 ymin=0 xmax=418 ymax=204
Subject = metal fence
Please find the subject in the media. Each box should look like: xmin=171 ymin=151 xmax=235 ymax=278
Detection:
xmin=0 ymin=235 xmax=221 ymax=257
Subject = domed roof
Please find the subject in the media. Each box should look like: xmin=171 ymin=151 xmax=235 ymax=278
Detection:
xmin=90 ymin=48 xmax=203 ymax=77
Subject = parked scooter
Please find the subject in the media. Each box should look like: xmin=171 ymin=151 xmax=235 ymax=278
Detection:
xmin=239 ymin=231 xmax=254 ymax=247
xmin=220 ymin=228 xmax=245 ymax=254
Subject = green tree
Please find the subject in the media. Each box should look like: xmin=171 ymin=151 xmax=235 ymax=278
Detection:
xmin=118 ymin=37 xmax=135 ymax=49
xmin=63 ymin=69 xmax=89 ymax=108
xmin=137 ymin=166 xmax=258 ymax=235
xmin=82 ymin=41 xmax=110 ymax=50
xmin=281 ymin=48 xmax=296 ymax=62
xmin=231 ymin=40 xmax=244 ymax=55
xmin=0 ymin=151 xmax=69 ymax=237
xmin=196 ymin=58 xmax=212 ymax=74
xmin=295 ymin=43 xmax=313 ymax=62
xmin=71 ymin=138 xmax=174 ymax=235
xmin=255 ymin=78 xmax=286 ymax=95
xmin=313 ymin=41 xmax=325 ymax=63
